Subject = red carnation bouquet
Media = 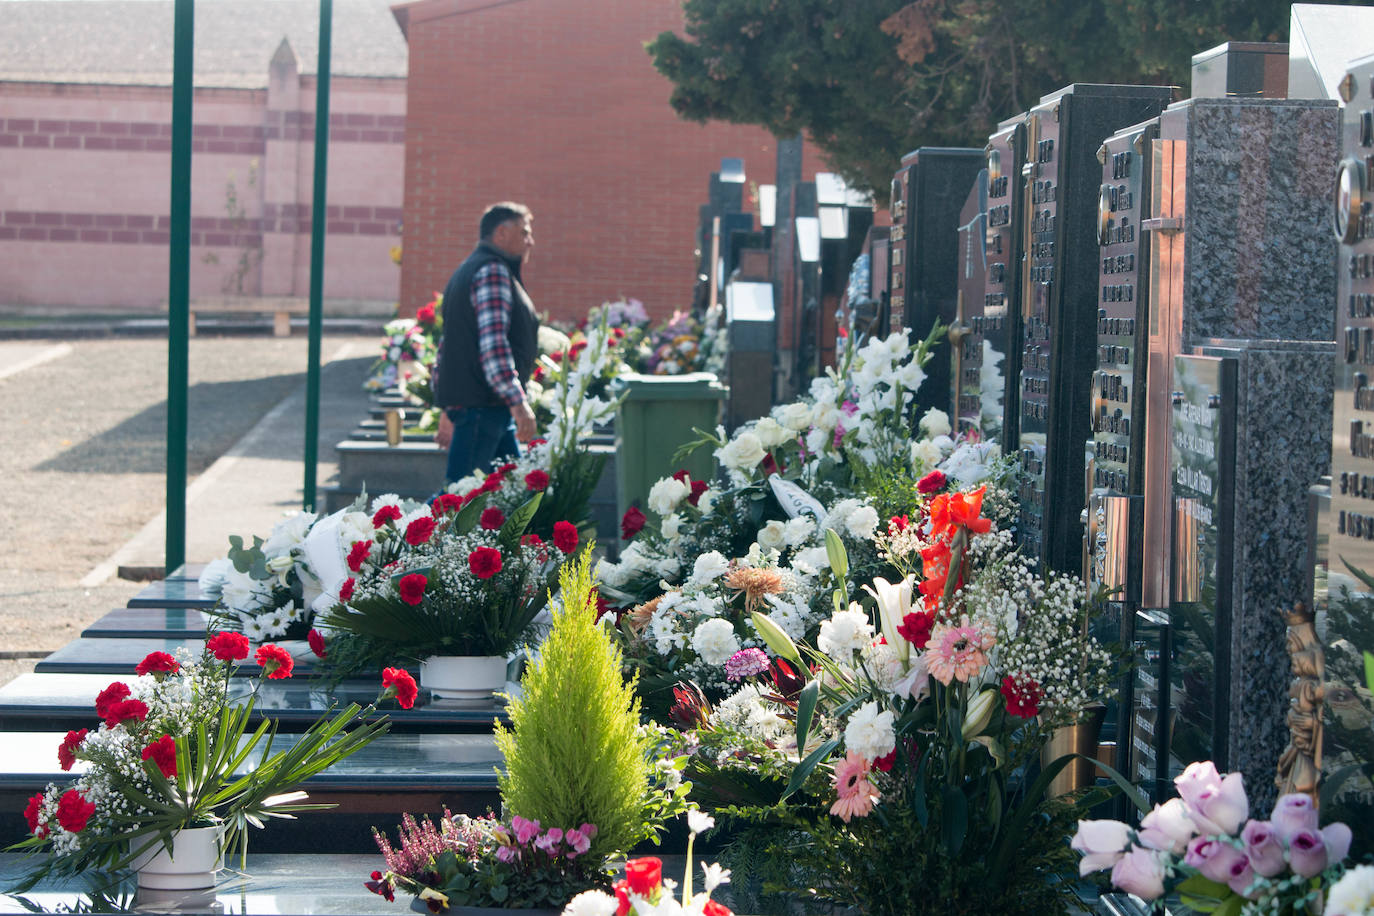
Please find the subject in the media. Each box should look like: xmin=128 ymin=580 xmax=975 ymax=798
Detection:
xmin=8 ymin=639 xmax=413 ymax=887
xmin=323 ymin=493 xmax=572 ymax=662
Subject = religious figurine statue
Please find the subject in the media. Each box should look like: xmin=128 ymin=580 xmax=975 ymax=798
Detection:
xmin=1276 ymin=602 xmax=1325 ymax=802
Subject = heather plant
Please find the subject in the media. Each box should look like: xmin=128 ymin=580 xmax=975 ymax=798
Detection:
xmin=496 ymin=549 xmax=689 ymax=862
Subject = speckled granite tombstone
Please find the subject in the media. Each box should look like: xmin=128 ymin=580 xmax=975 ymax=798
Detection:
xmin=1141 ymin=97 xmax=1338 ymax=812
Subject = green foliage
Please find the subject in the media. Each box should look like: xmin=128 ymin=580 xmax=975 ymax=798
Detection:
xmin=724 ymin=792 xmax=1084 ymax=916
xmin=494 ymin=549 xmax=657 ymax=860
xmin=647 ymin=0 xmax=1362 ymax=201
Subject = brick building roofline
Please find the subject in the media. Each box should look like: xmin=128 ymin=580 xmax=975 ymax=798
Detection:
xmin=390 ymin=0 xmax=533 ymax=40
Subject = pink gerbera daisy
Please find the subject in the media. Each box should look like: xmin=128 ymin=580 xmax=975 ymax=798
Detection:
xmin=830 ymin=751 xmax=880 ymax=823
xmin=925 ymin=619 xmax=995 ymax=685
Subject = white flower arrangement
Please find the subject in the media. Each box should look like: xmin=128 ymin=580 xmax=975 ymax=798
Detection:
xmin=200 ymin=511 xmax=323 ymax=642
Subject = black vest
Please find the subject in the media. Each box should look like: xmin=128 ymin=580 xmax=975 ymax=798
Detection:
xmin=434 ymin=241 xmax=539 ymax=409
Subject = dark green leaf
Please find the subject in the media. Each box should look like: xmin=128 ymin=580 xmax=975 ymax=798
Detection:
xmin=795 ymin=681 xmax=818 ymax=753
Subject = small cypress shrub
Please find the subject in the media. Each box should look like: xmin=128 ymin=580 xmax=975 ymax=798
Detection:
xmin=494 ymin=547 xmax=654 ymax=861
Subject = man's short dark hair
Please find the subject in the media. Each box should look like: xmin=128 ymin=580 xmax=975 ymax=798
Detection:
xmin=479 ymin=202 xmax=531 ymax=240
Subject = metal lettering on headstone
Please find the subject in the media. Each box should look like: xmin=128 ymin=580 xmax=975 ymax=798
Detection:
xmin=1013 ymin=84 xmax=1174 ymax=574
xmin=1320 ymin=53 xmax=1374 ymax=824
xmin=951 ymin=170 xmax=991 ymax=436
xmin=984 ymin=119 xmax=1027 ymax=451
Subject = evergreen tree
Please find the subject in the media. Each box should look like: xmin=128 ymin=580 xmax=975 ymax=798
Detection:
xmin=494 ymin=549 xmax=655 ymax=861
xmin=647 ymin=0 xmax=1364 ymax=202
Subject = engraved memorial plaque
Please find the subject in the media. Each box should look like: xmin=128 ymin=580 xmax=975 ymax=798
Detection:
xmin=1166 ymin=353 xmax=1237 ymax=777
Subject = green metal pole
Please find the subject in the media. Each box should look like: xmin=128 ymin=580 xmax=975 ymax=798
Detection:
xmin=303 ymin=0 xmax=332 ymax=512
xmin=165 ymin=0 xmax=193 ymax=575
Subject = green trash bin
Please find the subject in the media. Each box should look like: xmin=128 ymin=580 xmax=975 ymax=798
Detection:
xmin=614 ymin=372 xmax=728 ymax=524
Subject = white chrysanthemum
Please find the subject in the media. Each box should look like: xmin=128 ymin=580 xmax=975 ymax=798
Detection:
xmin=1327 ymin=865 xmax=1374 ymax=916
xmin=696 ymin=489 xmax=718 ymax=516
xmin=823 ymin=498 xmax=864 ymax=533
xmin=782 ymin=515 xmax=814 ymax=548
xmin=810 ymin=400 xmax=839 ymax=431
xmin=688 ymin=551 xmax=730 ymax=588
xmin=764 ymin=593 xmax=812 ymax=640
xmin=790 ymin=546 xmax=830 ymax=577
xmin=844 ymin=701 xmax=896 ymax=761
xmin=716 ymin=431 xmax=766 ymax=472
xmin=661 ymin=513 xmax=684 ymax=540
xmin=845 ymin=505 xmax=880 ymax=540
xmin=818 ymin=605 xmax=874 ymax=659
xmin=563 ymin=890 xmax=618 ymax=916
xmin=262 ymin=511 xmax=317 ymax=556
xmin=647 ymin=477 xmax=691 ymax=517
xmin=370 ymin=493 xmax=402 ymax=514
xmin=712 ymin=684 xmax=787 ymax=741
xmin=756 ymin=519 xmax=787 ymax=552
xmin=692 ymin=618 xmax=741 ymax=667
xmin=656 ymin=556 xmax=682 ymax=579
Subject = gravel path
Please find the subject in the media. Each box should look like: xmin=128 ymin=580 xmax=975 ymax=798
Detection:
xmin=0 ymin=335 xmax=378 ymax=682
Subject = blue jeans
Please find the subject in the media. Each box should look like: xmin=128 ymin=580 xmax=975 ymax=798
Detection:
xmin=444 ymin=406 xmax=520 ymax=485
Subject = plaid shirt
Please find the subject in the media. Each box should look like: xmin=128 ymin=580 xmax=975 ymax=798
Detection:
xmin=471 ymin=260 xmax=527 ymax=407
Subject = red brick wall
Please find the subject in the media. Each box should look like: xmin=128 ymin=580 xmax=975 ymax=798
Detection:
xmin=398 ymin=0 xmax=820 ymax=322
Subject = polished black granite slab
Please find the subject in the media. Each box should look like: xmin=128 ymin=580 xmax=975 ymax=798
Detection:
xmin=82 ymin=608 xmax=213 ymax=640
xmin=0 ymin=674 xmax=507 ymax=734
xmin=0 ymin=853 xmax=400 ymax=915
xmin=127 ymin=580 xmax=214 ymax=610
xmin=0 ymin=733 xmax=504 ymax=852
xmin=0 ymin=854 xmax=711 ymax=915
xmin=0 ymin=731 xmax=501 ymax=790
xmin=35 ymin=640 xmax=319 ymax=678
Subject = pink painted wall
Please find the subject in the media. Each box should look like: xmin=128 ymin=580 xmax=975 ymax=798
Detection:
xmin=0 ymin=65 xmax=405 ymax=312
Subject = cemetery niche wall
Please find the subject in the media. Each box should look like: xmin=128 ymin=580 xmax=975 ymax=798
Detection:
xmin=984 ymin=117 xmax=1028 ymax=452
xmin=1009 ymin=83 xmax=1175 ymax=576
xmin=1317 ymin=51 xmax=1374 ymax=849
xmin=1116 ymin=93 xmax=1341 ymax=811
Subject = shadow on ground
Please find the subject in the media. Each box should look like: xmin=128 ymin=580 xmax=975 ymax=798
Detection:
xmin=37 ymin=357 xmax=375 ymax=474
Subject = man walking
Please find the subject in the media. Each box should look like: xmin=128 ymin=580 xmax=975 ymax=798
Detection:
xmin=433 ymin=202 xmax=539 ymax=484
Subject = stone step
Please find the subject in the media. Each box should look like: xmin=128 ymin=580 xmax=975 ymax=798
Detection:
xmin=0 ymin=674 xmax=507 ymax=735
xmin=127 ymin=578 xmax=213 ymax=610
xmin=35 ymin=638 xmax=322 ymax=678
xmin=0 ymin=731 xmax=501 ymax=854
xmin=83 ymin=607 xmax=212 ymax=640
xmin=334 ymin=440 xmax=447 ymax=493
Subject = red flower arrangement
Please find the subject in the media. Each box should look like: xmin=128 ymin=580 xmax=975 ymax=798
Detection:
xmin=207 ymin=631 xmax=250 ymax=661
xmin=621 ymin=506 xmax=646 ymax=540
xmin=373 ymin=505 xmax=403 ymax=528
xmin=135 ymin=651 xmax=180 ymax=677
xmin=404 ymin=516 xmax=438 ymax=546
xmin=58 ymin=729 xmax=87 ymax=772
xmin=468 ymin=547 xmax=503 ymax=579
xmin=552 ymin=521 xmax=579 ymax=553
xmin=255 ymin=644 xmax=294 ymax=680
xmin=381 ymin=668 xmax=419 ymax=710
xmin=399 ymin=573 xmax=428 ymax=605
xmin=141 ymin=735 xmax=178 ymax=777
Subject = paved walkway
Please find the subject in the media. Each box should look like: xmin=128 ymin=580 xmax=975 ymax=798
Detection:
xmin=81 ymin=338 xmax=376 ymax=581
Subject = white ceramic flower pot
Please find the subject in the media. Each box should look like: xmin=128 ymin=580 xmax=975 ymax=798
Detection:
xmin=419 ymin=655 xmax=507 ymax=703
xmin=130 ymin=826 xmax=222 ymax=890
